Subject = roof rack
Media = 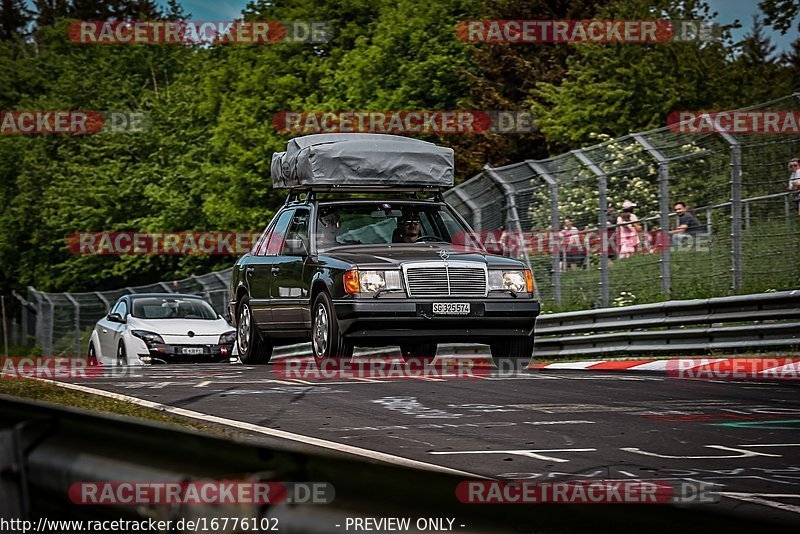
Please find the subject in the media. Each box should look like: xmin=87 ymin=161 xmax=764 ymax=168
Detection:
xmin=284 ymin=186 xmax=446 ymax=204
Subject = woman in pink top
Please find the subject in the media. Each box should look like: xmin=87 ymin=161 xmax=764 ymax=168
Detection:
xmin=617 ymin=201 xmax=641 ymax=259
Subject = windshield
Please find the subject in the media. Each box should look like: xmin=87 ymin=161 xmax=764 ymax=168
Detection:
xmin=131 ymin=297 xmax=218 ymax=320
xmin=315 ymin=203 xmax=469 ymax=252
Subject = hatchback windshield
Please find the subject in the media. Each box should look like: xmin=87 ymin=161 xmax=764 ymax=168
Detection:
xmin=131 ymin=297 xmax=218 ymax=320
xmin=315 ymin=202 xmax=468 ymax=252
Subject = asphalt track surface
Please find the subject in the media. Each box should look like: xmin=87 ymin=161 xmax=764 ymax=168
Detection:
xmin=54 ymin=353 xmax=800 ymax=529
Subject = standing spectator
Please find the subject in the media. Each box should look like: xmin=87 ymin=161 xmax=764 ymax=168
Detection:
xmin=788 ymin=158 xmax=800 ymax=214
xmin=561 ymin=217 xmax=584 ymax=271
xmin=670 ymin=202 xmax=701 ymax=245
xmin=617 ymin=212 xmax=641 ymax=259
xmin=606 ymin=202 xmax=618 ymax=265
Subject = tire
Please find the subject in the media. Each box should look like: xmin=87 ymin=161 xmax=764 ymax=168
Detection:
xmin=87 ymin=342 xmax=98 ymax=367
xmin=399 ymin=342 xmax=438 ymax=364
xmin=237 ymin=296 xmax=273 ymax=365
xmin=311 ymin=292 xmax=353 ymax=361
xmin=116 ymin=341 xmax=128 ymax=366
xmin=490 ymin=335 xmax=534 ymax=371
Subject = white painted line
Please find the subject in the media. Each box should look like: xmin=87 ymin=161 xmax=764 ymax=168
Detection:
xmin=627 ymin=360 xmax=670 ymax=371
xmin=760 ymin=362 xmax=800 ymax=376
xmin=718 ymin=493 xmax=800 ymax=514
xmin=35 ymin=379 xmax=486 ymax=479
xmin=194 ymin=380 xmax=212 ymax=388
xmin=543 ymin=361 xmax=606 ymax=370
xmin=739 ymin=443 xmax=800 ymax=448
xmin=430 ymin=448 xmax=596 ymax=463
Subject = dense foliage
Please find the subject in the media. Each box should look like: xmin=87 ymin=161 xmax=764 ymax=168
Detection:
xmin=0 ymin=0 xmax=798 ymax=293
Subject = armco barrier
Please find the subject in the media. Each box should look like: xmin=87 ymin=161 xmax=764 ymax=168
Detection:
xmin=0 ymin=395 xmax=790 ymax=532
xmin=271 ymin=290 xmax=800 ymax=360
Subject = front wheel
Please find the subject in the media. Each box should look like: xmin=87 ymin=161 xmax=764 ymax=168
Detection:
xmin=116 ymin=341 xmax=128 ymax=366
xmin=237 ymin=297 xmax=273 ymax=364
xmin=87 ymin=342 xmax=98 ymax=367
xmin=311 ymin=292 xmax=353 ymax=361
xmin=490 ymin=335 xmax=534 ymax=371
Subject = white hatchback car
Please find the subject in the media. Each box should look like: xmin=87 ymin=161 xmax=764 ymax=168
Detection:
xmin=89 ymin=293 xmax=236 ymax=365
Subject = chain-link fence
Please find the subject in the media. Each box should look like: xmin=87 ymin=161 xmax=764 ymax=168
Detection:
xmin=8 ymin=95 xmax=800 ymax=355
xmin=11 ymin=268 xmax=232 ymax=356
xmin=445 ymin=93 xmax=800 ymax=311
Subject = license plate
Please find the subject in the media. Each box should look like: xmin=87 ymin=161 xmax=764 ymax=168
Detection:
xmin=182 ymin=347 xmax=204 ymax=355
xmin=432 ymin=303 xmax=470 ymax=315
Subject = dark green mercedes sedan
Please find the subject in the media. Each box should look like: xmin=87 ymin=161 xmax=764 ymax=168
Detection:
xmin=228 ymin=193 xmax=540 ymax=365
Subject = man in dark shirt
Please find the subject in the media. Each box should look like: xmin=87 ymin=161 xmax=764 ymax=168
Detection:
xmin=670 ymin=202 xmax=701 ymax=244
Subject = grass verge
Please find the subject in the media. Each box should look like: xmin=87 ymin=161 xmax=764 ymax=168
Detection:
xmin=0 ymin=377 xmax=235 ymax=437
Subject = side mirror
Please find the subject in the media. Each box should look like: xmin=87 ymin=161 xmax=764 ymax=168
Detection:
xmin=484 ymin=242 xmax=505 ymax=256
xmin=285 ymin=238 xmax=309 ymax=256
xmin=107 ymin=313 xmax=125 ymax=324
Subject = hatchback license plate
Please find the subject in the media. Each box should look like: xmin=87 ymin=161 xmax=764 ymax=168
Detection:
xmin=432 ymin=303 xmax=470 ymax=315
xmin=182 ymin=347 xmax=204 ymax=355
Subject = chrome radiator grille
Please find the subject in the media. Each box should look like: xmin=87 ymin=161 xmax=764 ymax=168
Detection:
xmin=404 ymin=262 xmax=487 ymax=297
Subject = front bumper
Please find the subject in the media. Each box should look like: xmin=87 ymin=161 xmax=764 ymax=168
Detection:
xmin=138 ymin=343 xmax=234 ymax=364
xmin=333 ymin=298 xmax=539 ymax=343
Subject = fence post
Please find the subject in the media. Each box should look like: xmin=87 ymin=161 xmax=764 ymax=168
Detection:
xmin=484 ymin=165 xmax=542 ymax=302
xmin=717 ymin=128 xmax=743 ymax=292
xmin=572 ymin=150 xmax=609 ymax=307
xmin=451 ymin=187 xmax=483 ymax=233
xmin=64 ymin=294 xmax=81 ymax=357
xmin=36 ymin=291 xmax=55 ymax=356
xmin=528 ymin=162 xmax=561 ymax=305
xmin=633 ymin=134 xmax=671 ymax=298
xmin=744 ymin=201 xmax=750 ymax=230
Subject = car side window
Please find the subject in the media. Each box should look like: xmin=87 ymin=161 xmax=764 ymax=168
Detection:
xmin=281 ymin=209 xmax=310 ymax=254
xmin=263 ymin=209 xmax=295 ymax=256
xmin=110 ymin=300 xmax=126 ymax=317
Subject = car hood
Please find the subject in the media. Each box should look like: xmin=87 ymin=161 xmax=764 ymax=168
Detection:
xmin=322 ymin=244 xmax=525 ymax=268
xmin=127 ymin=317 xmax=233 ymax=336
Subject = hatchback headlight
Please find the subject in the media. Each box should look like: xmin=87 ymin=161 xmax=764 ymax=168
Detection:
xmin=219 ymin=331 xmax=236 ymax=345
xmin=489 ymin=270 xmax=529 ymax=293
xmin=132 ymin=330 xmax=165 ymax=346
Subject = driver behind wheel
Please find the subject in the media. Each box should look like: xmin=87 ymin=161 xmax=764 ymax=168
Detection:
xmin=394 ymin=212 xmax=422 ymax=243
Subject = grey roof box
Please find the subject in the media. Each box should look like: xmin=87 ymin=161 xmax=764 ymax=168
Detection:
xmin=270 ymin=133 xmax=454 ymax=190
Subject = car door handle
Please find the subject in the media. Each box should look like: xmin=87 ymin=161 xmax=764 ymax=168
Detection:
xmin=246 ymin=267 xmax=254 ymax=276
xmin=271 ymin=267 xmax=280 ymax=276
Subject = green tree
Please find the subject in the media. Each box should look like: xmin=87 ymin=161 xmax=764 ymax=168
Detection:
xmin=533 ymin=0 xmax=738 ymax=149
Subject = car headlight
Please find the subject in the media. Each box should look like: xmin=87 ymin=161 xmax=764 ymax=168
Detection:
xmin=131 ymin=330 xmax=165 ymax=345
xmin=344 ymin=270 xmax=402 ymax=294
xmin=489 ymin=270 xmax=530 ymax=293
xmin=219 ymin=331 xmax=236 ymax=345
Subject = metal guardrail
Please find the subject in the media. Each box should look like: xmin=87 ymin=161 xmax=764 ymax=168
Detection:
xmin=0 ymin=396 xmax=790 ymax=532
xmin=272 ymin=290 xmax=800 ymax=360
